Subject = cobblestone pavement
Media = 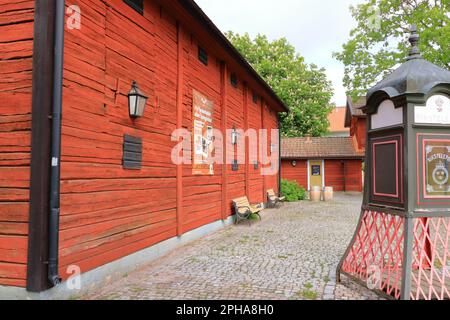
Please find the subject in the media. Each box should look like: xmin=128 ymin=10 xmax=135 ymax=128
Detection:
xmin=85 ymin=193 xmax=382 ymax=300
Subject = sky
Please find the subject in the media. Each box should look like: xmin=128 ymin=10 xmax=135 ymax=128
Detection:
xmin=195 ymin=0 xmax=365 ymax=106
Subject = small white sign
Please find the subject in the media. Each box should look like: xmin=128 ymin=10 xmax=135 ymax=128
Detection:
xmin=51 ymin=157 xmax=59 ymax=167
xmin=415 ymin=95 xmax=450 ymax=125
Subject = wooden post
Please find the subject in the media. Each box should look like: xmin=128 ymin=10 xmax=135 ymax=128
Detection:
xmin=261 ymin=98 xmax=267 ymax=201
xmin=176 ymin=22 xmax=184 ymax=236
xmin=221 ymin=62 xmax=228 ymax=220
xmin=243 ymin=83 xmax=249 ymax=198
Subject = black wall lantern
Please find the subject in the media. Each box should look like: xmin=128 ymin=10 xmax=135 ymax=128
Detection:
xmin=128 ymin=81 xmax=148 ymax=118
xmin=292 ymin=160 xmax=297 ymax=167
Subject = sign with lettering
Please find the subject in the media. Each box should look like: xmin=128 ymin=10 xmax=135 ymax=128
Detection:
xmin=312 ymin=165 xmax=321 ymax=176
xmin=415 ymin=95 xmax=450 ymax=125
xmin=192 ymin=90 xmax=214 ymax=175
xmin=424 ymin=142 xmax=450 ymax=197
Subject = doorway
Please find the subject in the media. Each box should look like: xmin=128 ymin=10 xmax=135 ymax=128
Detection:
xmin=308 ymin=160 xmax=324 ymax=190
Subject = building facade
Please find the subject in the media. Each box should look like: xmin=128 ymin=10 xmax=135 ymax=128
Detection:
xmin=345 ymin=96 xmax=367 ymax=152
xmin=0 ymin=0 xmax=287 ymax=294
xmin=281 ymin=137 xmax=364 ymax=192
xmin=326 ymin=106 xmax=349 ymax=137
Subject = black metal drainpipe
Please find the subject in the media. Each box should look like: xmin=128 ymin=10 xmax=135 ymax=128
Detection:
xmin=278 ymin=115 xmax=282 ymax=196
xmin=48 ymin=0 xmax=65 ymax=286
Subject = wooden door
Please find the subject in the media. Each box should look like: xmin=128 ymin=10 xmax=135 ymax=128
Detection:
xmin=309 ymin=160 xmax=323 ymax=190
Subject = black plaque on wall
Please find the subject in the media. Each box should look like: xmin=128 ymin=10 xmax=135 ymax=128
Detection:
xmin=370 ymin=133 xmax=403 ymax=206
xmin=123 ymin=134 xmax=142 ymax=170
xmin=374 ymin=143 xmax=397 ymax=196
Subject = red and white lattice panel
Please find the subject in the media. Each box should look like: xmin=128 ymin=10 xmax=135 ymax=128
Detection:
xmin=411 ymin=217 xmax=450 ymax=300
xmin=341 ymin=210 xmax=404 ymax=299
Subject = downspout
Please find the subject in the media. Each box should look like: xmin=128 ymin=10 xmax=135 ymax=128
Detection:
xmin=48 ymin=0 xmax=65 ymax=286
xmin=278 ymin=115 xmax=282 ymax=196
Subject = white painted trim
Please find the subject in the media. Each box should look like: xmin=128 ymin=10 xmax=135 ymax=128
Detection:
xmin=322 ymin=160 xmax=325 ymax=189
xmin=371 ymin=99 xmax=403 ymax=129
xmin=307 ymin=160 xmax=311 ymax=191
xmin=0 ymin=215 xmax=235 ymax=300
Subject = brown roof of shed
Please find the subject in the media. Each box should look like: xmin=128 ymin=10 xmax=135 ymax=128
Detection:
xmin=281 ymin=137 xmax=365 ymax=159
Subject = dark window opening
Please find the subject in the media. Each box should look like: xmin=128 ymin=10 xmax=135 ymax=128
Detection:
xmin=230 ymin=73 xmax=238 ymax=88
xmin=198 ymin=46 xmax=208 ymax=66
xmin=252 ymin=92 xmax=258 ymax=103
xmin=124 ymin=0 xmax=144 ymax=15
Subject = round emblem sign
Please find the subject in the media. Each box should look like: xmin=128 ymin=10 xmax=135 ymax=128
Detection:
xmin=432 ymin=162 xmax=449 ymax=186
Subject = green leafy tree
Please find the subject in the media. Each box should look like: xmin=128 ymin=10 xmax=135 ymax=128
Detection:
xmin=334 ymin=0 xmax=450 ymax=101
xmin=226 ymin=32 xmax=334 ymax=137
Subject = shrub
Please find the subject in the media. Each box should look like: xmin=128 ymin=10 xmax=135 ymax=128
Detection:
xmin=281 ymin=179 xmax=307 ymax=202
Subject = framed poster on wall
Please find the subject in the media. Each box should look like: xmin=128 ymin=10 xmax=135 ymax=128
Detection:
xmin=369 ymin=134 xmax=404 ymax=207
xmin=417 ymin=133 xmax=450 ymax=207
xmin=192 ymin=90 xmax=215 ymax=175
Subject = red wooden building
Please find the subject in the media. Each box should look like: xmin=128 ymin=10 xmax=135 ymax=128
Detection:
xmin=281 ymin=137 xmax=364 ymax=192
xmin=345 ymin=96 xmax=367 ymax=152
xmin=0 ymin=0 xmax=287 ymax=295
xmin=280 ymin=96 xmax=367 ymax=193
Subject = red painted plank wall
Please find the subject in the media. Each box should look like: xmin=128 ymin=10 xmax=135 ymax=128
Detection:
xmin=181 ymin=16 xmax=223 ymax=232
xmin=324 ymin=160 xmax=362 ymax=192
xmin=247 ymin=92 xmax=263 ymax=203
xmin=281 ymin=160 xmax=308 ymax=189
xmin=55 ymin=0 xmax=281 ymax=281
xmin=281 ymin=159 xmax=363 ymax=192
xmin=0 ymin=0 xmax=34 ymax=288
xmin=58 ymin=0 xmax=179 ymax=278
xmin=0 ymin=0 xmax=281 ymax=287
xmin=351 ymin=117 xmax=366 ymax=151
xmin=263 ymin=104 xmax=279 ymax=197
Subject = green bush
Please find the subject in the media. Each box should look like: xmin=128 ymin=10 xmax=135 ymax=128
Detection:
xmin=281 ymin=179 xmax=307 ymax=202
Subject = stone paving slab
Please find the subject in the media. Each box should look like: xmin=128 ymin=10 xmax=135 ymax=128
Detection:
xmin=84 ymin=193 xmax=382 ymax=300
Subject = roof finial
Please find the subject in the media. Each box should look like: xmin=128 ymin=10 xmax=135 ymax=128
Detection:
xmin=407 ymin=24 xmax=422 ymax=61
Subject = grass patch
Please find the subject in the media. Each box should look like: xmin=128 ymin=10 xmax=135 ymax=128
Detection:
xmin=297 ymin=283 xmax=317 ymax=300
xmin=300 ymin=289 xmax=318 ymax=300
xmin=103 ymin=293 xmax=121 ymax=300
xmin=129 ymin=286 xmax=145 ymax=294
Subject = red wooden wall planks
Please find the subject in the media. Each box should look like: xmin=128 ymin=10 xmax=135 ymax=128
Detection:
xmin=56 ymin=0 xmax=281 ymax=281
xmin=0 ymin=0 xmax=281 ymax=287
xmin=281 ymin=159 xmax=363 ymax=192
xmin=281 ymin=160 xmax=308 ymax=189
xmin=0 ymin=0 xmax=34 ymax=287
xmin=324 ymin=160 xmax=362 ymax=192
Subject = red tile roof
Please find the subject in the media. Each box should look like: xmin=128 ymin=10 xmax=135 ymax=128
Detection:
xmin=281 ymin=137 xmax=365 ymax=159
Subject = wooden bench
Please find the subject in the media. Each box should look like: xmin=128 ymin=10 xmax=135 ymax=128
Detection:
xmin=232 ymin=196 xmax=263 ymax=225
xmin=267 ymin=189 xmax=285 ymax=208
